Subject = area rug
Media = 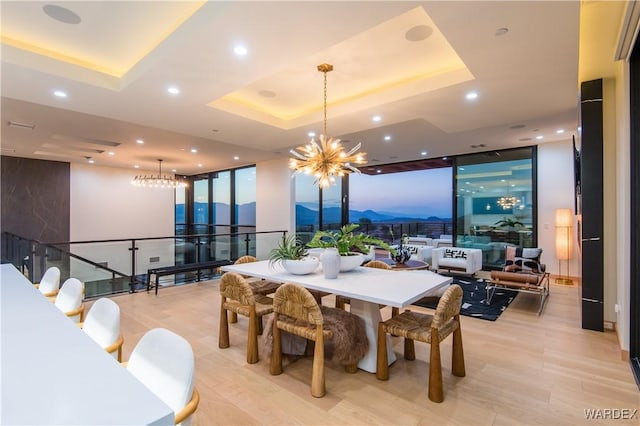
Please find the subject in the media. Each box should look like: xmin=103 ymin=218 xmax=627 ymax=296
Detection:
xmin=412 ymin=277 xmax=518 ymax=321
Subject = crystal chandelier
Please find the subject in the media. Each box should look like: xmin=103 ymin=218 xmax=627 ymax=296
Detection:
xmin=289 ymin=63 xmax=367 ymax=188
xmin=497 ymin=182 xmax=520 ymax=209
xmin=131 ymin=159 xmax=187 ymax=189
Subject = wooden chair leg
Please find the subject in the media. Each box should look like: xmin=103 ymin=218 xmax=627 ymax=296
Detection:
xmin=218 ymin=300 xmax=230 ymax=349
xmin=247 ymin=308 xmax=259 ymax=364
xmin=344 ymin=363 xmax=358 ymax=374
xmin=452 ymin=317 xmax=465 ymax=377
xmin=230 ymin=311 xmax=238 ymax=324
xmin=257 ymin=315 xmax=264 ymax=335
xmin=335 ymin=297 xmax=345 ymax=310
xmin=269 ymin=315 xmax=283 ymax=375
xmin=117 ymin=346 xmax=122 ymax=363
xmin=310 ymin=326 xmax=325 ymax=398
xmin=391 ymin=307 xmax=399 ymax=317
xmin=376 ymin=322 xmax=389 ymax=380
xmin=404 ymin=338 xmax=416 ymax=361
xmin=428 ymin=330 xmax=444 ymax=403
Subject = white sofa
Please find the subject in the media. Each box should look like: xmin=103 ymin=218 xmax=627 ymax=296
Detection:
xmin=404 ymin=244 xmax=433 ymax=263
xmin=432 ymin=247 xmax=482 ymax=276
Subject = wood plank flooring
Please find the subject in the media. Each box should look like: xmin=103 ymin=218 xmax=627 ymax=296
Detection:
xmin=105 ymin=276 xmax=639 ymax=425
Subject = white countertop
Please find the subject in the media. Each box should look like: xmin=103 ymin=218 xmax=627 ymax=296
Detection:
xmin=221 ymin=260 xmax=452 ymax=308
xmin=0 ymin=263 xmax=174 ymax=425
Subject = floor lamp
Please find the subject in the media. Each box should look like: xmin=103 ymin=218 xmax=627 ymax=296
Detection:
xmin=555 ymin=208 xmax=574 ymax=285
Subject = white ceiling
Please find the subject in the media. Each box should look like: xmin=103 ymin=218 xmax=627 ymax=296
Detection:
xmin=0 ymin=1 xmax=580 ymax=175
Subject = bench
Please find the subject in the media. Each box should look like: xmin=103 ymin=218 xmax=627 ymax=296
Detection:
xmin=147 ymin=260 xmax=232 ymax=295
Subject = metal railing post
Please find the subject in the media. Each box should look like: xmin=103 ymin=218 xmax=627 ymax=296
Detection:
xmin=129 ymin=239 xmax=139 ymax=293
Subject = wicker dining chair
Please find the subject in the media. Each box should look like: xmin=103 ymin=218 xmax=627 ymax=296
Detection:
xmin=218 ymin=272 xmax=274 ymax=364
xmin=376 ymin=284 xmax=465 ymax=403
xmin=269 ymin=283 xmax=366 ymax=398
xmin=335 ymin=260 xmax=399 ymax=316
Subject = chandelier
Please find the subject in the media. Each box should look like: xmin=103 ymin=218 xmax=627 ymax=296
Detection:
xmin=131 ymin=159 xmax=187 ymax=189
xmin=497 ymin=182 xmax=520 ymax=209
xmin=289 ymin=63 xmax=367 ymax=188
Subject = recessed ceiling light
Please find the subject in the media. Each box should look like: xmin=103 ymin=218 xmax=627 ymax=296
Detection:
xmin=197 ymin=163 xmax=203 ymax=168
xmin=495 ymin=27 xmax=509 ymax=36
xmin=167 ymin=86 xmax=180 ymax=95
xmin=372 ymin=115 xmax=382 ymax=122
xmin=171 ymin=169 xmax=177 ymax=173
xmin=42 ymin=4 xmax=81 ymax=24
xmin=233 ymin=45 xmax=248 ymax=56
xmin=405 ymin=25 xmax=433 ymax=42
xmin=421 ymin=151 xmax=428 ymax=156
xmin=87 ymin=159 xmax=95 ymax=164
xmin=134 ymin=165 xmax=140 ymax=169
xmin=190 ymin=148 xmax=197 ymax=153
xmin=442 ymin=157 xmax=448 ymax=160
xmin=259 ymin=90 xmax=276 ymax=98
xmin=136 ymin=139 xmax=144 ymax=144
xmin=308 ymin=131 xmax=316 ymax=137
xmin=465 ymin=91 xmax=478 ymax=100
xmin=233 ymin=156 xmax=239 ymax=160
xmin=53 ymin=90 xmax=67 ymax=98
xmin=384 ymin=135 xmax=392 ymax=141
xmin=556 ymin=129 xmax=565 ymax=134
xmin=108 ymin=151 xmax=115 ymax=156
xmin=535 ymin=135 xmax=544 ymax=140
xmin=376 ymin=169 xmax=382 ymax=173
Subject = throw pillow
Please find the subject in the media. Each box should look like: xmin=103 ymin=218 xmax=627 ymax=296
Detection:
xmin=444 ymin=249 xmax=467 ymax=259
xmin=504 ymin=247 xmax=544 ymax=273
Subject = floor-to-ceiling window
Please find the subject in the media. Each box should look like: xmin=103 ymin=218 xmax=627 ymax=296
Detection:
xmin=294 ymin=173 xmax=320 ymax=243
xmin=193 ymin=177 xmax=209 ymax=234
xmin=348 ymin=167 xmax=453 ymax=241
xmin=455 ymin=147 xmax=536 ymax=269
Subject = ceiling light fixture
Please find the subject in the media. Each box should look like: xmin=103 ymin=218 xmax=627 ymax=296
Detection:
xmin=372 ymin=115 xmax=382 ymax=122
xmin=497 ymin=182 xmax=520 ymax=210
xmin=7 ymin=121 xmax=35 ymax=130
xmin=131 ymin=159 xmax=187 ymax=189
xmin=465 ymin=91 xmax=478 ymax=100
xmin=167 ymin=86 xmax=180 ymax=95
xmin=289 ymin=63 xmax=367 ymax=188
xmin=53 ymin=90 xmax=67 ymax=98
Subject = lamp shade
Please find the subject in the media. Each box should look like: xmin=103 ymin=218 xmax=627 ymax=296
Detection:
xmin=555 ymin=208 xmax=573 ymax=228
xmin=555 ymin=208 xmax=573 ymax=260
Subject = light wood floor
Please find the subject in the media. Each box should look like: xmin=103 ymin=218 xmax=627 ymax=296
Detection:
xmin=105 ymin=275 xmax=639 ymax=425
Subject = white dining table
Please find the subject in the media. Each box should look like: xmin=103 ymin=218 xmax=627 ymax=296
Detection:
xmin=220 ymin=260 xmax=452 ymax=373
xmin=0 ymin=263 xmax=174 ymax=425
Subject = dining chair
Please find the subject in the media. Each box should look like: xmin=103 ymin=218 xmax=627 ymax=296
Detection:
xmin=79 ymin=297 xmax=124 ymax=361
xmin=269 ymin=283 xmax=367 ymax=398
xmin=125 ymin=328 xmax=199 ymax=425
xmin=376 ymin=284 xmax=465 ymax=402
xmin=53 ymin=278 xmax=85 ymax=323
xmin=218 ymin=272 xmax=274 ymax=364
xmin=335 ymin=260 xmax=398 ymax=315
xmin=229 ymin=256 xmax=281 ymax=324
xmin=34 ymin=266 xmax=60 ymax=297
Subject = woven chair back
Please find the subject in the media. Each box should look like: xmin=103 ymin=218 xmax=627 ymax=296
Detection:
xmin=235 ymin=255 xmax=258 ymax=264
xmin=220 ymin=272 xmax=256 ymax=305
xmin=432 ymin=284 xmax=463 ymax=329
xmin=273 ymin=283 xmax=323 ymax=326
xmin=363 ymin=260 xmax=392 ymax=270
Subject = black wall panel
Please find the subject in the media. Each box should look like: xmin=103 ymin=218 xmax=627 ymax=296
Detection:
xmin=579 ymin=79 xmax=604 ymax=331
xmin=1 ymin=156 xmax=70 ymax=243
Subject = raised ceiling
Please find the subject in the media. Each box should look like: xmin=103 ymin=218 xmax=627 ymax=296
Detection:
xmin=1 ymin=1 xmax=583 ymax=175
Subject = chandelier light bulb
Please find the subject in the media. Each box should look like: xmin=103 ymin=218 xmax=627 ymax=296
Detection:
xmin=131 ymin=159 xmax=187 ymax=189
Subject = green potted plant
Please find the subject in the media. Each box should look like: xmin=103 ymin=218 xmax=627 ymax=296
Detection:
xmin=307 ymin=224 xmax=394 ymax=271
xmin=268 ymin=234 xmax=319 ymax=275
xmin=494 ymin=217 xmax=525 ymax=229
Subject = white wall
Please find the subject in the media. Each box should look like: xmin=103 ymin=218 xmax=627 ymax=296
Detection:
xmin=255 ymin=157 xmax=294 ymax=259
xmin=537 ymin=140 xmax=582 ymax=278
xmin=70 ymin=164 xmax=175 ymax=275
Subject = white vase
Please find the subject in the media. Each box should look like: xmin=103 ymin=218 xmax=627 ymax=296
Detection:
xmin=320 ymin=247 xmax=340 ymax=279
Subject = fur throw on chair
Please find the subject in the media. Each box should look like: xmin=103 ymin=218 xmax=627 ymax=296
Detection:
xmin=262 ymin=306 xmax=369 ymax=366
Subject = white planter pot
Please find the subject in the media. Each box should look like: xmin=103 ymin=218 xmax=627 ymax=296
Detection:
xmin=282 ymin=257 xmax=320 ymax=275
xmin=339 ymin=253 xmax=365 ymax=272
